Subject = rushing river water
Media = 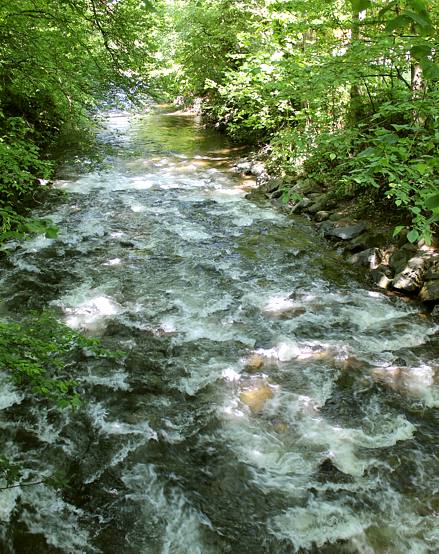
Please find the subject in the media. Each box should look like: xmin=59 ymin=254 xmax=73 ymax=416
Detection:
xmin=1 ymin=107 xmax=439 ymax=553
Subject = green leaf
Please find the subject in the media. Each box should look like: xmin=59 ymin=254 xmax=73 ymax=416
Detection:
xmin=407 ymin=229 xmax=420 ymax=243
xmin=407 ymin=0 xmax=429 ymax=15
xmin=424 ymin=192 xmax=439 ymax=210
xmin=404 ymin=10 xmax=432 ymax=30
xmin=357 ymin=147 xmax=376 ymax=158
xmin=411 ymin=45 xmax=432 ymax=60
xmin=350 ymin=0 xmax=371 ymax=13
xmin=393 ymin=225 xmax=405 ymax=237
xmin=386 ymin=14 xmax=410 ymax=32
xmin=422 ymin=62 xmax=439 ymax=80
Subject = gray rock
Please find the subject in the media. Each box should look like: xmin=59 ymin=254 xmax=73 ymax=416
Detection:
xmin=348 ymin=229 xmax=393 ymax=251
xmin=389 ymin=244 xmax=418 ymax=274
xmin=370 ymin=264 xmax=393 ymax=289
xmin=250 ymin=161 xmax=266 ymax=177
xmin=306 ymin=193 xmax=333 ymax=214
xmin=270 ymin=188 xmax=283 ymax=199
xmin=349 ymin=248 xmax=382 ymax=268
xmin=432 ymin=304 xmax=439 ymax=317
xmin=119 ymin=240 xmax=135 ymax=248
xmin=292 ymin=178 xmax=324 ymax=196
xmin=260 ymin=178 xmax=282 ymax=195
xmin=235 ymin=159 xmax=252 ymax=174
xmin=324 ymin=222 xmax=368 ymax=241
xmin=419 ymin=280 xmax=439 ymax=301
xmin=290 ymin=197 xmax=311 ymax=214
xmin=329 ymin=212 xmax=345 ymax=221
xmin=315 ymin=211 xmax=330 ymax=222
xmin=424 ymin=260 xmax=439 ymax=280
xmin=392 ymin=255 xmax=429 ymax=293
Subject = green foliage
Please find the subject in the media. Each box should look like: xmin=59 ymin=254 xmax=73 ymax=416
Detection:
xmin=0 ymin=113 xmax=56 ymax=244
xmin=151 ymin=0 xmax=439 ymax=243
xmin=0 ymin=312 xmax=121 ymax=407
xmin=0 ymin=115 xmax=53 ymax=199
xmin=0 ymin=0 xmax=161 ymax=247
xmin=0 ymin=313 xmax=123 ymax=489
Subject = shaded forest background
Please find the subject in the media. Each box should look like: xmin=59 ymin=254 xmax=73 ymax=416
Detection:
xmin=1 ymin=0 xmax=438 ymax=244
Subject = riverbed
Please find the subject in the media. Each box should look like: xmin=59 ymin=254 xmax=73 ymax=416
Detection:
xmin=1 ymin=106 xmax=439 ymax=553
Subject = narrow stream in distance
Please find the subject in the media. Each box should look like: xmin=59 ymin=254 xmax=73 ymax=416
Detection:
xmin=1 ymin=106 xmax=439 ymax=553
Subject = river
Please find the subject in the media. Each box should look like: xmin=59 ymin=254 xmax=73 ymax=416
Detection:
xmin=1 ymin=106 xmax=439 ymax=553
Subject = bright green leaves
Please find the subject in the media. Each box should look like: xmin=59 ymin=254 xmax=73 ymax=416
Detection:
xmin=346 ymin=100 xmax=439 ymax=244
xmin=385 ymin=0 xmax=433 ymax=34
xmin=0 ymin=0 xmax=160 ymax=248
xmin=159 ymin=0 xmax=439 ymax=246
xmin=0 ymin=312 xmax=122 ymax=407
xmin=410 ymin=44 xmax=433 ymax=60
xmin=0 ymin=114 xmax=57 ymax=245
xmin=407 ymin=228 xmax=421 ymax=242
xmin=350 ymin=0 xmax=372 ymax=13
xmin=424 ymin=192 xmax=439 ymax=212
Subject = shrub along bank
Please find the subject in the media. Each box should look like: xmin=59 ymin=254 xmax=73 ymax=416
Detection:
xmin=0 ymin=0 xmax=159 ymax=245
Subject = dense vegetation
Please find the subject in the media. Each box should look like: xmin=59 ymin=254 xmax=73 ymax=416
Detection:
xmin=153 ymin=0 xmax=439 ymax=244
xmin=0 ymin=0 xmax=158 ymax=243
xmin=2 ymin=0 xmax=438 ymax=243
xmin=0 ymin=0 xmax=159 ymax=467
xmin=0 ymin=0 xmax=157 ymax=424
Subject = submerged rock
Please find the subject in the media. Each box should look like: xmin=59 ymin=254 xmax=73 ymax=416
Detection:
xmin=244 ymin=354 xmax=264 ymax=372
xmin=240 ymin=382 xmax=273 ymax=413
xmin=318 ymin=457 xmax=343 ymax=475
xmin=339 ymin=356 xmax=370 ymax=371
xmin=277 ymin=306 xmax=306 ymax=319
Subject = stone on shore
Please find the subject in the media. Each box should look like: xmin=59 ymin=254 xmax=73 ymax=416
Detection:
xmin=392 ymin=255 xmax=429 ymax=293
xmin=324 ymin=222 xmax=368 ymax=240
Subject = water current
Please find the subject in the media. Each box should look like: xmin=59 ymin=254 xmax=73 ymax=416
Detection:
xmin=1 ymin=106 xmax=439 ymax=553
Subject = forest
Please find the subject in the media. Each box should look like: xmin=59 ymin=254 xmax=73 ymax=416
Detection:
xmin=1 ymin=0 xmax=438 ymax=245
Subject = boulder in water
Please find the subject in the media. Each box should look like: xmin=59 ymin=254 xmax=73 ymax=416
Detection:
xmin=240 ymin=381 xmax=273 ymax=413
xmin=244 ymin=354 xmax=264 ymax=372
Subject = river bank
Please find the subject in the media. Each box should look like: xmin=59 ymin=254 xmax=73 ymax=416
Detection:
xmin=234 ymin=155 xmax=439 ymax=314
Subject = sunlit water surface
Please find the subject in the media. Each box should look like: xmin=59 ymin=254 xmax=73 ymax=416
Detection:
xmin=1 ymin=107 xmax=439 ymax=553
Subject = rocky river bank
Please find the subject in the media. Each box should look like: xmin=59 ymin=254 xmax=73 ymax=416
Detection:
xmin=237 ymin=157 xmax=439 ymax=314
